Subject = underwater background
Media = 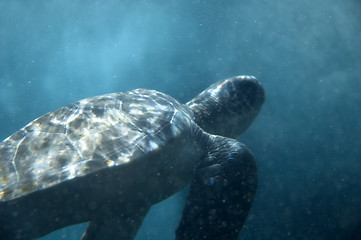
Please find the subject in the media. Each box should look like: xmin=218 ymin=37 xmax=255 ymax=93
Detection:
xmin=0 ymin=0 xmax=360 ymax=239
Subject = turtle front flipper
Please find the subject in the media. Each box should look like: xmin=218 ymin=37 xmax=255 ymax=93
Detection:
xmin=81 ymin=204 xmax=150 ymax=240
xmin=176 ymin=137 xmax=257 ymax=240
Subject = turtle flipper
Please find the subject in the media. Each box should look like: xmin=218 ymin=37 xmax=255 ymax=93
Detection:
xmin=176 ymin=137 xmax=257 ymax=240
xmin=81 ymin=205 xmax=150 ymax=240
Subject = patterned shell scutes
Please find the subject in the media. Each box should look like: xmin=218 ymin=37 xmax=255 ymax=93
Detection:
xmin=0 ymin=89 xmax=194 ymax=201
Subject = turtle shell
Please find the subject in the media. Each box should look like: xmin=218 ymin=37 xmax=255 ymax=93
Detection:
xmin=0 ymin=89 xmax=193 ymax=201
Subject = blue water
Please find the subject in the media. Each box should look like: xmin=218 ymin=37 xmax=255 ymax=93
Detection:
xmin=1 ymin=0 xmax=360 ymax=239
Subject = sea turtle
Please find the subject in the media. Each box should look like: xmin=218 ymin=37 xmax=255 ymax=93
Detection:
xmin=0 ymin=75 xmax=265 ymax=240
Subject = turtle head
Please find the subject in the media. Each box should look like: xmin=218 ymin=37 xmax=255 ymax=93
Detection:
xmin=186 ymin=75 xmax=265 ymax=138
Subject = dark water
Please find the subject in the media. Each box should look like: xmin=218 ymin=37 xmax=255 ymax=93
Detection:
xmin=1 ymin=0 xmax=360 ymax=239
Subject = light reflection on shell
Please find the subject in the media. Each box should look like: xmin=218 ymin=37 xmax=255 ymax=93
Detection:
xmin=0 ymin=89 xmax=193 ymax=201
